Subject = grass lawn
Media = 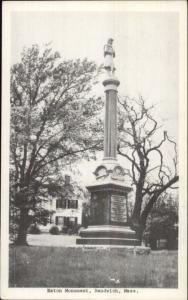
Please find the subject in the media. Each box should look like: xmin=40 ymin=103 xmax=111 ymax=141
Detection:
xmin=9 ymin=245 xmax=178 ymax=288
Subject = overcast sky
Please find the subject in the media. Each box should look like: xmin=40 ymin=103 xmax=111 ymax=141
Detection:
xmin=11 ymin=10 xmax=178 ymax=130
xmin=11 ymin=9 xmax=179 ymax=183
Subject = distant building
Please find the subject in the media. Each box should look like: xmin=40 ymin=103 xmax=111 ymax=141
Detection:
xmin=41 ymin=175 xmax=87 ymax=231
xmin=49 ymin=195 xmax=83 ymax=228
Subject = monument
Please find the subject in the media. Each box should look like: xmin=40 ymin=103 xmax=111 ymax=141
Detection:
xmin=77 ymin=39 xmax=140 ymax=246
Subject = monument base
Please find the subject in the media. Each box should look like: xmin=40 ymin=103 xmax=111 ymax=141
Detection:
xmin=76 ymin=225 xmax=140 ymax=246
xmin=79 ymin=159 xmax=140 ymax=247
xmin=76 ymin=238 xmax=140 ymax=246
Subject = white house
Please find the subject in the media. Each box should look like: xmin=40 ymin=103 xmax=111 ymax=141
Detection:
xmin=40 ymin=175 xmax=87 ymax=232
xmin=50 ymin=194 xmax=83 ymax=228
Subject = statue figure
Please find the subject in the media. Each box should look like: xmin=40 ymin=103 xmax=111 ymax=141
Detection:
xmin=104 ymin=38 xmax=116 ymax=76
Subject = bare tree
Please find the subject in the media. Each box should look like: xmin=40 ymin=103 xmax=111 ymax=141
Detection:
xmin=117 ymin=96 xmax=178 ymax=239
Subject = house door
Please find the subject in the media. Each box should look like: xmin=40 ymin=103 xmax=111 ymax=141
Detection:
xmin=64 ymin=217 xmax=77 ymax=228
xmin=64 ymin=217 xmax=69 ymax=227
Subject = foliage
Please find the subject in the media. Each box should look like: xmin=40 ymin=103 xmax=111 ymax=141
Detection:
xmin=10 ymin=44 xmax=103 ymax=244
xmin=61 ymin=226 xmax=68 ymax=234
xmin=28 ymin=224 xmax=41 ymax=234
xmin=32 ymin=207 xmax=51 ymax=226
xmin=146 ymin=194 xmax=178 ymax=236
xmin=66 ymin=224 xmax=81 ymax=235
xmin=117 ymin=96 xmax=178 ymax=238
xmin=49 ymin=226 xmax=60 ymax=235
xmin=144 ymin=194 xmax=178 ymax=249
xmin=9 ymin=222 xmax=19 ymax=243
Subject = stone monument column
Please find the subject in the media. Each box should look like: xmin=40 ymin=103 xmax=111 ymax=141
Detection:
xmin=77 ymin=39 xmax=140 ymax=246
xmin=103 ymin=78 xmax=119 ymax=160
xmin=103 ymin=38 xmax=118 ymax=160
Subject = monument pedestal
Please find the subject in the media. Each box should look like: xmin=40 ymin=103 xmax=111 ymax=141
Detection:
xmin=76 ymin=160 xmax=140 ymax=246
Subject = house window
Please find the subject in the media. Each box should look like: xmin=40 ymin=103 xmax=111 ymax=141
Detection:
xmin=57 ymin=217 xmax=77 ymax=228
xmin=68 ymin=217 xmax=77 ymax=227
xmin=68 ymin=200 xmax=78 ymax=209
xmin=55 ymin=216 xmax=64 ymax=225
xmin=56 ymin=199 xmax=66 ymax=209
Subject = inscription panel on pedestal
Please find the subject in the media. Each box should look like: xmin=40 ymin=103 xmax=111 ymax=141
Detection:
xmin=90 ymin=193 xmax=110 ymax=225
xmin=110 ymin=195 xmax=127 ymax=223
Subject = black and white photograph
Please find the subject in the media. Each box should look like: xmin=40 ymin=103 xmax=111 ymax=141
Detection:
xmin=1 ymin=1 xmax=187 ymax=299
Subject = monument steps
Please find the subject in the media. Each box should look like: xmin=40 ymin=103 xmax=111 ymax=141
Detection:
xmin=76 ymin=237 xmax=140 ymax=246
xmin=79 ymin=225 xmax=138 ymax=239
xmin=80 ymin=231 xmax=136 ymax=239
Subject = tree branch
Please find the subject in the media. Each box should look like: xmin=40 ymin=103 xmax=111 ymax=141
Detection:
xmin=141 ymin=175 xmax=179 ymax=227
xmin=117 ymin=145 xmax=141 ymax=172
xmin=33 ymin=142 xmax=101 ymax=174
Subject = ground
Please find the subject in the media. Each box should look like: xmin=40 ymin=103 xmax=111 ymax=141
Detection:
xmin=9 ymin=234 xmax=178 ymax=288
xmin=27 ymin=233 xmax=77 ymax=247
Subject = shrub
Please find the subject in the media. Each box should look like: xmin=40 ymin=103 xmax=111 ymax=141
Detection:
xmin=28 ymin=224 xmax=41 ymax=234
xmin=67 ymin=225 xmax=81 ymax=235
xmin=72 ymin=224 xmax=81 ymax=235
xmin=61 ymin=226 xmax=68 ymax=234
xmin=49 ymin=226 xmax=60 ymax=235
xmin=67 ymin=228 xmax=73 ymax=235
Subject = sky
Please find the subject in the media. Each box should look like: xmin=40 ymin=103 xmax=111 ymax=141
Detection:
xmin=11 ymin=9 xmax=179 ymax=184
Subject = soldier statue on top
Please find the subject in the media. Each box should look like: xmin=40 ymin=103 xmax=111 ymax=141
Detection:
xmin=104 ymin=38 xmax=116 ymax=76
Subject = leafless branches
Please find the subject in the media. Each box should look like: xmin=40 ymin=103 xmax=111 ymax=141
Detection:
xmin=117 ymin=95 xmax=179 ymax=230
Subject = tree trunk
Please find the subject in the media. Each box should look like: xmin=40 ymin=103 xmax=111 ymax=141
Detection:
xmin=141 ymin=194 xmax=159 ymax=231
xmin=135 ymin=176 xmax=179 ymax=242
xmin=130 ymin=184 xmax=144 ymax=241
xmin=15 ymin=208 xmax=29 ymax=245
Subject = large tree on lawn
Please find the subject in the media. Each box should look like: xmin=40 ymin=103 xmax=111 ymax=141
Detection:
xmin=117 ymin=96 xmax=178 ymax=240
xmin=10 ymin=44 xmax=103 ymax=245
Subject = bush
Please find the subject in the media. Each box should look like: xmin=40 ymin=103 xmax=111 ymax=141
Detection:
xmin=73 ymin=224 xmax=81 ymax=235
xmin=49 ymin=226 xmax=60 ymax=235
xmin=67 ymin=228 xmax=73 ymax=235
xmin=67 ymin=225 xmax=81 ymax=235
xmin=28 ymin=224 xmax=41 ymax=234
xmin=61 ymin=226 xmax=68 ymax=234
